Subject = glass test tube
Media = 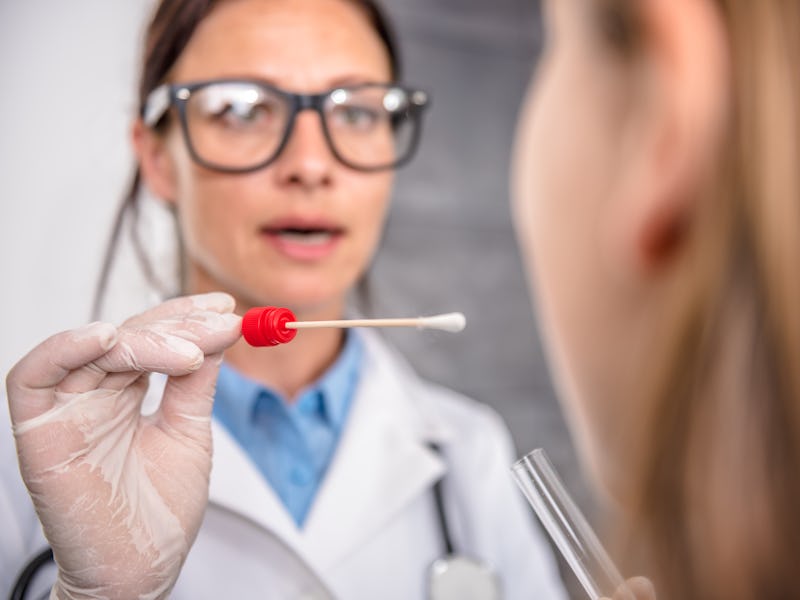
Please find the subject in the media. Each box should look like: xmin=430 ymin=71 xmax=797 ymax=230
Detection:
xmin=512 ymin=448 xmax=627 ymax=600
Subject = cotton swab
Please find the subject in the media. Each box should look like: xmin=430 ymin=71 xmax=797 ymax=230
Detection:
xmin=241 ymin=306 xmax=467 ymax=347
xmin=286 ymin=313 xmax=466 ymax=333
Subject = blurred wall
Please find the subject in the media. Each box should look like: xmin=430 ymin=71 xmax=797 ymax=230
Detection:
xmin=378 ymin=0 xmax=589 ymax=511
xmin=0 ymin=2 xmax=589 ymax=596
xmin=0 ymin=0 xmax=150 ymax=376
xmin=376 ymin=3 xmax=591 ymax=595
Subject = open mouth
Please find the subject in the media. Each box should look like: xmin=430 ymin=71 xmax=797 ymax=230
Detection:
xmin=260 ymin=222 xmax=345 ymax=260
xmin=265 ymin=226 xmax=343 ymax=245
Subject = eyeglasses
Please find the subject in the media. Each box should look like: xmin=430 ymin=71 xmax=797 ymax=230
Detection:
xmin=142 ymin=78 xmax=429 ymax=173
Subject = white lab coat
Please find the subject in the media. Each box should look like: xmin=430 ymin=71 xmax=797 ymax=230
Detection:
xmin=2 ymin=330 xmax=567 ymax=600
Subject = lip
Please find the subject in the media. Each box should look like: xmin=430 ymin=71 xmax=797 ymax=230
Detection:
xmin=259 ymin=217 xmax=345 ymax=261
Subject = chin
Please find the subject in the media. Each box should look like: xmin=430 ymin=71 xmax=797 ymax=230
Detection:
xmin=579 ymin=440 xmax=638 ymax=516
xmin=263 ymin=284 xmax=349 ymax=316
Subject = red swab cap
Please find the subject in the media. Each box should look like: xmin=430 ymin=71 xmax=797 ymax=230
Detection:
xmin=241 ymin=306 xmax=298 ymax=346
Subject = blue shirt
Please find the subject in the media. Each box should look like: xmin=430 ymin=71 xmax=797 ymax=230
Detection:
xmin=213 ymin=332 xmax=364 ymax=527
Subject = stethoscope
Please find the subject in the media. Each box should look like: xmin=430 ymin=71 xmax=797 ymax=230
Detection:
xmin=9 ymin=546 xmax=52 ymax=600
xmin=11 ymin=445 xmax=501 ymax=600
xmin=426 ymin=442 xmax=502 ymax=600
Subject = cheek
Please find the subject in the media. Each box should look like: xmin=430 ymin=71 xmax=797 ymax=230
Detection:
xmin=162 ymin=135 xmax=230 ymax=249
xmin=514 ymin=54 xmax=607 ymax=364
xmin=513 ymin=47 xmax=632 ymax=486
xmin=174 ymin=171 xmax=246 ymax=257
xmin=345 ymin=172 xmax=393 ymax=258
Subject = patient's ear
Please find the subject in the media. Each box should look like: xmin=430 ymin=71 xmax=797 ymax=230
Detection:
xmin=132 ymin=119 xmax=178 ymax=204
xmin=612 ymin=0 xmax=729 ymax=272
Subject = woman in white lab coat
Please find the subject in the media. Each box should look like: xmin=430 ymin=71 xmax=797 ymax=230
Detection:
xmin=2 ymin=0 xmax=566 ymax=598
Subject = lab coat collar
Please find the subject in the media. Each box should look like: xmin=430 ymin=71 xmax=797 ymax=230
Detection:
xmin=209 ymin=418 xmax=308 ymax=553
xmin=300 ymin=329 xmax=456 ymax=571
xmin=207 ymin=329 xmax=458 ymax=577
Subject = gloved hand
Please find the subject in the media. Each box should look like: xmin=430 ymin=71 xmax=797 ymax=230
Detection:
xmin=5 ymin=293 xmax=242 ymax=600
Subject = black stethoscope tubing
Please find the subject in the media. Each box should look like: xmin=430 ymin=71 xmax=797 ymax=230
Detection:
xmin=428 ymin=441 xmax=455 ymax=555
xmin=9 ymin=547 xmax=52 ymax=600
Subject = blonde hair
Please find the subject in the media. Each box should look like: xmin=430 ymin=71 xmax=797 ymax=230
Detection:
xmin=601 ymin=2 xmax=800 ymax=598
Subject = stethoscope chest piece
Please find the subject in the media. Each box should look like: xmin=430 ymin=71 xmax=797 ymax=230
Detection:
xmin=427 ymin=554 xmax=501 ymax=600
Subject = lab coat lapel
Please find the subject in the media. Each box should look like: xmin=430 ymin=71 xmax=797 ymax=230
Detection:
xmin=146 ymin=374 xmax=311 ymax=563
xmin=208 ymin=420 xmax=309 ymax=559
xmin=142 ymin=371 xmax=302 ymax=560
xmin=301 ymin=331 xmax=452 ymax=571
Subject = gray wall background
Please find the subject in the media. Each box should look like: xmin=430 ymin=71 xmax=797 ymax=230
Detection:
xmin=0 ymin=2 xmax=591 ymax=596
xmin=376 ymin=3 xmax=591 ymax=595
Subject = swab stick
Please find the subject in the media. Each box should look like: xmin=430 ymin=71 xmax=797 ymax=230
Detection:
xmin=286 ymin=313 xmax=466 ymax=332
xmin=242 ymin=306 xmax=466 ymax=347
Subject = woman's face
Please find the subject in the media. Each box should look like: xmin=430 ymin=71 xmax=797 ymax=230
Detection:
xmin=152 ymin=0 xmax=394 ymax=317
xmin=512 ymin=0 xmax=650 ymax=495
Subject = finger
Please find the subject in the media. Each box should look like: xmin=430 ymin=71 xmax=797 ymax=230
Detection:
xmin=625 ymin=577 xmax=656 ymax=600
xmin=5 ymin=322 xmax=117 ymax=423
xmin=156 ymin=352 xmax=224 ymax=443
xmin=606 ymin=577 xmax=657 ymax=600
xmin=93 ymin=370 xmax=150 ymax=396
xmin=122 ymin=292 xmax=236 ymax=328
xmin=58 ymin=329 xmax=203 ymax=393
xmin=58 ymin=312 xmax=241 ymax=393
xmin=95 ymin=311 xmax=241 ymax=376
xmin=98 ymin=312 xmax=240 ymax=391
xmin=144 ymin=311 xmax=243 ymax=356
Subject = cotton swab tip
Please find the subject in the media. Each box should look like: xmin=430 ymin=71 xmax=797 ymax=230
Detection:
xmin=417 ymin=312 xmax=467 ymax=333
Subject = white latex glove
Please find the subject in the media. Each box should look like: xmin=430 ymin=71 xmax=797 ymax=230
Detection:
xmin=5 ymin=293 xmax=242 ymax=600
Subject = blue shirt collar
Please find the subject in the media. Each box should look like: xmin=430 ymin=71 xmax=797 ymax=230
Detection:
xmin=312 ymin=329 xmax=363 ymax=427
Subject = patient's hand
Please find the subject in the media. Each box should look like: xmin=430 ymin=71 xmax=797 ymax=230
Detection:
xmin=603 ymin=576 xmax=657 ymax=600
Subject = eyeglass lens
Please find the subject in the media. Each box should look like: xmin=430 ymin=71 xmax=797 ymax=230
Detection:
xmin=183 ymin=82 xmax=419 ymax=171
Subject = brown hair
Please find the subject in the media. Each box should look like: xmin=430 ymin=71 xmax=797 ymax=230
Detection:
xmin=596 ymin=2 xmax=800 ymax=599
xmin=92 ymin=0 xmax=400 ymax=319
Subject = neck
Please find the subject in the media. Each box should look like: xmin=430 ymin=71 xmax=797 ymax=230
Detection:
xmin=185 ymin=267 xmax=352 ymax=398
xmin=224 ymin=324 xmax=345 ymax=400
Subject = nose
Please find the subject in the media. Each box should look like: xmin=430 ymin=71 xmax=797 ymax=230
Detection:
xmin=272 ymin=110 xmax=334 ymax=189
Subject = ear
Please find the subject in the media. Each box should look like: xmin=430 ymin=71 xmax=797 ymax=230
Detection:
xmin=615 ymin=0 xmax=729 ymax=272
xmin=131 ymin=118 xmax=179 ymax=204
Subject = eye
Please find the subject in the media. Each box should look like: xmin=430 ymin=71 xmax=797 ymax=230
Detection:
xmin=192 ymin=84 xmax=284 ymax=130
xmin=214 ymin=99 xmax=277 ymax=127
xmin=330 ymin=104 xmax=381 ymax=130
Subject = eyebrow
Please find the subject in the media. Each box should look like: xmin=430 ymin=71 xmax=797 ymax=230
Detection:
xmin=202 ymin=72 xmax=391 ymax=91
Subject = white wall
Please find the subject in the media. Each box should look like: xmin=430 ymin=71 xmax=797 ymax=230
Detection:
xmin=0 ymin=2 xmax=152 ymax=378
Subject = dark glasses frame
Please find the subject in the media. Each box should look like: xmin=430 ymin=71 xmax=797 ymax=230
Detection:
xmin=142 ymin=78 xmax=430 ymax=173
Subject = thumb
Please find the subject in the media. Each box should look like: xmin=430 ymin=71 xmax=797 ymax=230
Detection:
xmin=156 ymin=352 xmax=223 ymax=443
